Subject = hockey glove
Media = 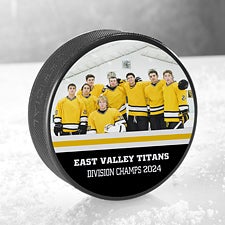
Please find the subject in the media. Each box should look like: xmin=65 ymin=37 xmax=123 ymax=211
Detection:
xmin=54 ymin=123 xmax=63 ymax=136
xmin=117 ymin=78 xmax=126 ymax=84
xmin=135 ymin=77 xmax=142 ymax=82
xmin=179 ymin=112 xmax=189 ymax=124
xmin=178 ymin=79 xmax=188 ymax=90
xmin=78 ymin=125 xmax=87 ymax=134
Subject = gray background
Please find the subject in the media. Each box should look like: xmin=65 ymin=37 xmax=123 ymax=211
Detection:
xmin=1 ymin=0 xmax=225 ymax=63
xmin=1 ymin=1 xmax=225 ymax=224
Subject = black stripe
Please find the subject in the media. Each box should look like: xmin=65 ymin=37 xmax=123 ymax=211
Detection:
xmin=129 ymin=109 xmax=148 ymax=113
xmin=150 ymin=109 xmax=164 ymax=113
xmin=164 ymin=111 xmax=179 ymax=113
xmin=150 ymin=104 xmax=164 ymax=109
xmin=128 ymin=104 xmax=147 ymax=108
xmin=63 ymin=123 xmax=80 ymax=126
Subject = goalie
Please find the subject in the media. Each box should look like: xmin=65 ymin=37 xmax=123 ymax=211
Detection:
xmin=88 ymin=95 xmax=127 ymax=134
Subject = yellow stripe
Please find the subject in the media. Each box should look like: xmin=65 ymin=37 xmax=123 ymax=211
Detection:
xmin=53 ymin=133 xmax=191 ymax=148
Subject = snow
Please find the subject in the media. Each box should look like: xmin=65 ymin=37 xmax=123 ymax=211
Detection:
xmin=0 ymin=56 xmax=225 ymax=224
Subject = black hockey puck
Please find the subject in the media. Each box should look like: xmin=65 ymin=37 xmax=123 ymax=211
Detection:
xmin=28 ymin=30 xmax=197 ymax=200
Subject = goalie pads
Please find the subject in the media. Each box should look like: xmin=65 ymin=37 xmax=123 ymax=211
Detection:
xmin=104 ymin=124 xmax=126 ymax=133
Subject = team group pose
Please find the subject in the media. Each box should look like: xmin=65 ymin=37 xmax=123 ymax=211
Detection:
xmin=53 ymin=69 xmax=189 ymax=136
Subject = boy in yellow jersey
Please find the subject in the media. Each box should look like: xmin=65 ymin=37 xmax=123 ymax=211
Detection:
xmin=102 ymin=72 xmax=127 ymax=121
xmin=88 ymin=96 xmax=126 ymax=134
xmin=77 ymin=74 xmax=104 ymax=98
xmin=123 ymin=73 xmax=150 ymax=131
xmin=77 ymin=83 xmax=98 ymax=133
xmin=163 ymin=70 xmax=189 ymax=129
xmin=145 ymin=69 xmax=166 ymax=130
xmin=53 ymin=83 xmax=87 ymax=136
xmin=78 ymin=83 xmax=98 ymax=117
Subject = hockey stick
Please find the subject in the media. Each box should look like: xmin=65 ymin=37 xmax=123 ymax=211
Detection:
xmin=174 ymin=121 xmax=183 ymax=129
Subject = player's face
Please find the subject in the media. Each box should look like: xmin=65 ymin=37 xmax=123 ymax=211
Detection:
xmin=82 ymin=85 xmax=91 ymax=96
xmin=86 ymin=77 xmax=95 ymax=87
xmin=68 ymin=86 xmax=76 ymax=95
xmin=127 ymin=75 xmax=135 ymax=86
xmin=109 ymin=78 xmax=118 ymax=87
xmin=99 ymin=100 xmax=107 ymax=111
xmin=163 ymin=73 xmax=174 ymax=85
xmin=149 ymin=73 xmax=158 ymax=84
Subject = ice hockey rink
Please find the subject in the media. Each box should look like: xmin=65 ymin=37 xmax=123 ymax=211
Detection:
xmin=0 ymin=55 xmax=225 ymax=224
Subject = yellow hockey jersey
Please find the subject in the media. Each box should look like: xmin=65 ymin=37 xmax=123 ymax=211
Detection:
xmin=123 ymin=81 xmax=150 ymax=116
xmin=145 ymin=79 xmax=166 ymax=115
xmin=88 ymin=108 xmax=125 ymax=134
xmin=54 ymin=96 xmax=87 ymax=132
xmin=77 ymin=95 xmax=98 ymax=117
xmin=102 ymin=85 xmax=126 ymax=115
xmin=163 ymin=82 xmax=189 ymax=122
xmin=77 ymin=84 xmax=104 ymax=98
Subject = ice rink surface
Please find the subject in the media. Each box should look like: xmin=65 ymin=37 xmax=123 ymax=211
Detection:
xmin=0 ymin=56 xmax=225 ymax=224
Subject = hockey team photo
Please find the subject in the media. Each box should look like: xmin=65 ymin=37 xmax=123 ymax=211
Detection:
xmin=50 ymin=40 xmax=195 ymax=153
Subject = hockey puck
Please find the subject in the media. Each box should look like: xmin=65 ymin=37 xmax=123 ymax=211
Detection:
xmin=28 ymin=30 xmax=197 ymax=200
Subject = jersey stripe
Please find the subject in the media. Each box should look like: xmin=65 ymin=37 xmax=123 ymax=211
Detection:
xmin=128 ymin=105 xmax=148 ymax=112
xmin=63 ymin=124 xmax=79 ymax=130
xmin=164 ymin=111 xmax=180 ymax=118
xmin=179 ymin=105 xmax=189 ymax=112
xmin=150 ymin=105 xmax=164 ymax=112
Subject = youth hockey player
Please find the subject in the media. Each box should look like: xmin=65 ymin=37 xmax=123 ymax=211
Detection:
xmin=88 ymin=96 xmax=126 ymax=134
xmin=102 ymin=72 xmax=127 ymax=121
xmin=145 ymin=69 xmax=166 ymax=130
xmin=77 ymin=74 xmax=104 ymax=98
xmin=78 ymin=83 xmax=98 ymax=117
xmin=53 ymin=83 xmax=87 ymax=135
xmin=163 ymin=70 xmax=189 ymax=129
xmin=76 ymin=83 xmax=98 ymax=134
xmin=123 ymin=73 xmax=150 ymax=131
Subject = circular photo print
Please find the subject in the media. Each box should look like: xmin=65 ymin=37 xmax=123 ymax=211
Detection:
xmin=29 ymin=30 xmax=197 ymax=200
